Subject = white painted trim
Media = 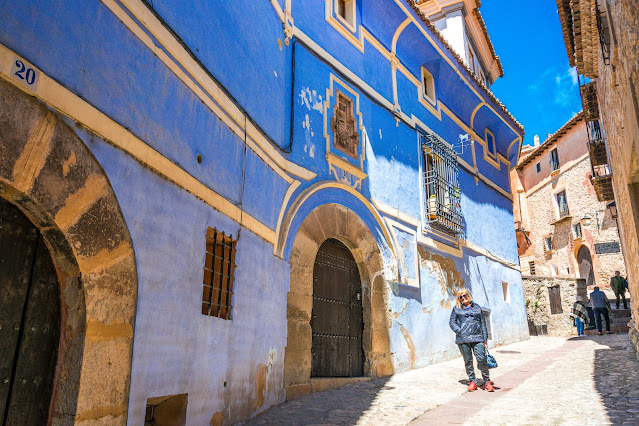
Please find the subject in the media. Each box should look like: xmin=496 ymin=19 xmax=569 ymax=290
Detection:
xmin=108 ymin=0 xmax=316 ymax=181
xmin=0 ymin=43 xmax=278 ymax=246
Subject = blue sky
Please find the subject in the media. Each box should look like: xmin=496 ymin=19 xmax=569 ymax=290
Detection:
xmin=481 ymin=0 xmax=582 ymax=146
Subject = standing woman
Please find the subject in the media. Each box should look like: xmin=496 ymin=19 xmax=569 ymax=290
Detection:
xmin=449 ymin=289 xmax=494 ymax=392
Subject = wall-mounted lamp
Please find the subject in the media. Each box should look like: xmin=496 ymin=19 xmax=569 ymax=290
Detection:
xmin=581 ymin=212 xmax=600 ymax=230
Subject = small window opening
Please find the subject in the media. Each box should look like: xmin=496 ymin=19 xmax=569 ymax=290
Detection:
xmin=555 ymin=190 xmax=570 ymax=218
xmin=536 ymin=162 xmax=541 ymax=173
xmin=572 ymin=223 xmax=583 ymax=239
xmin=421 ymin=67 xmax=436 ymax=104
xmin=502 ymin=281 xmax=510 ymax=303
xmin=486 ymin=130 xmax=496 ymax=156
xmin=202 ymin=228 xmax=237 ymax=320
xmin=544 ymin=236 xmax=553 ymax=252
xmin=482 ymin=309 xmax=493 ymax=340
xmin=145 ymin=394 xmax=188 ymax=426
xmin=550 ymin=148 xmax=560 ymax=171
xmin=529 ymin=261 xmax=536 ymax=275
xmin=335 ymin=0 xmax=355 ymax=29
xmin=548 ymin=286 xmax=563 ymax=314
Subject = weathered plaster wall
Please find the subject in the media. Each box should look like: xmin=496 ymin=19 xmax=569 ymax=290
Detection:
xmin=79 ymin=131 xmax=290 ymax=425
xmin=523 ymin=276 xmax=587 ymax=337
xmin=595 ymin=0 xmax=639 ymax=356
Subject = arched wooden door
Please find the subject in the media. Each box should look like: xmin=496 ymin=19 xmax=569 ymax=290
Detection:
xmin=0 ymin=198 xmax=60 ymax=425
xmin=577 ymin=245 xmax=595 ymax=287
xmin=311 ymin=239 xmax=364 ymax=377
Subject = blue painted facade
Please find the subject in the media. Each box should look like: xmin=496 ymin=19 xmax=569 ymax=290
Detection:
xmin=0 ymin=0 xmax=528 ymax=423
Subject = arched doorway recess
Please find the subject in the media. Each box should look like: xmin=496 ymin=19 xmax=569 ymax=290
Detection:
xmin=284 ymin=203 xmax=393 ymax=400
xmin=311 ymin=238 xmax=364 ymax=377
xmin=0 ymin=79 xmax=137 ymax=423
xmin=577 ymin=245 xmax=595 ymax=287
xmin=1 ymin=198 xmax=60 ymax=424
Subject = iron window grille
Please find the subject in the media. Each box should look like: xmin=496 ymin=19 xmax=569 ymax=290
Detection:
xmin=529 ymin=261 xmax=536 ymax=275
xmin=556 ymin=190 xmax=570 ymax=218
xmin=421 ymin=132 xmax=463 ymax=236
xmin=596 ymin=2 xmax=611 ymax=65
xmin=549 ymin=148 xmax=560 ymax=172
xmin=202 ymin=227 xmax=237 ymax=320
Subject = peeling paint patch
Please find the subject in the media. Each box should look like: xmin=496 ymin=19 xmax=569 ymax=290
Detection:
xmin=393 ymin=301 xmax=409 ymax=319
xmin=397 ymin=322 xmax=416 ymax=369
xmin=251 ymin=364 xmax=268 ymax=411
xmin=379 ymin=129 xmax=383 ymax=139
xmin=62 ymin=151 xmax=76 ymax=176
xmin=210 ymin=412 xmax=224 ymax=426
xmin=422 ymin=306 xmax=434 ymax=314
xmin=298 ymin=87 xmax=323 ymax=112
xmin=418 ymin=245 xmax=464 ymax=305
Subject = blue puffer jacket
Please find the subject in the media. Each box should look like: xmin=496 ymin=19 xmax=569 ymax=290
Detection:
xmin=449 ymin=302 xmax=488 ymax=344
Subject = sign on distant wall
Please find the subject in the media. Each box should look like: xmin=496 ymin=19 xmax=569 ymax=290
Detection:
xmin=595 ymin=242 xmax=621 ymax=254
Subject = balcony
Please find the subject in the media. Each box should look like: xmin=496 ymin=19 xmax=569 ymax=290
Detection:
xmin=588 ymin=137 xmax=609 ymax=166
xmin=580 ymin=82 xmax=600 ymax=122
xmin=591 ymin=164 xmax=615 ymax=202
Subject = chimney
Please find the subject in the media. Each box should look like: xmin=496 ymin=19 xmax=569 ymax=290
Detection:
xmin=534 ymin=135 xmax=540 ymax=147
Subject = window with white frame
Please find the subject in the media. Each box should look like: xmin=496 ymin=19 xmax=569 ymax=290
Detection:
xmin=335 ymin=0 xmax=356 ymax=30
xmin=572 ymin=222 xmax=582 ymax=239
xmin=421 ymin=132 xmax=463 ymax=236
xmin=555 ymin=190 xmax=570 ymax=218
xmin=544 ymin=236 xmax=553 ymax=252
xmin=421 ymin=66 xmax=436 ymax=104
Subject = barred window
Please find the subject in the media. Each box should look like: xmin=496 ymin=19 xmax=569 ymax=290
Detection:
xmin=529 ymin=261 xmax=536 ymax=275
xmin=421 ymin=132 xmax=463 ymax=235
xmin=202 ymin=228 xmax=237 ymax=320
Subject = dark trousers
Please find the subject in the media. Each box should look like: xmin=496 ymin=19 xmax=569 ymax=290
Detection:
xmin=593 ymin=307 xmax=611 ymax=332
xmin=458 ymin=342 xmax=489 ymax=383
xmin=615 ymin=291 xmax=628 ymax=309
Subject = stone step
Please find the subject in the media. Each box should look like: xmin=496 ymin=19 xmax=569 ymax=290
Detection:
xmin=584 ymin=324 xmax=630 ymax=335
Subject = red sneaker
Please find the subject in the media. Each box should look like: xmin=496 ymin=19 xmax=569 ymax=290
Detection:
xmin=467 ymin=381 xmax=477 ymax=392
xmin=485 ymin=381 xmax=495 ymax=392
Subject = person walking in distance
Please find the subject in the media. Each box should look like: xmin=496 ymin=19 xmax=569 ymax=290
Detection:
xmin=569 ymin=295 xmax=590 ymax=336
xmin=449 ymin=289 xmax=494 ymax=392
xmin=610 ymin=271 xmax=628 ymax=309
xmin=590 ymin=286 xmax=613 ymax=335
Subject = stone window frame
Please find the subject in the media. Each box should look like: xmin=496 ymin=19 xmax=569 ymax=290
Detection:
xmin=330 ymin=90 xmax=360 ymax=160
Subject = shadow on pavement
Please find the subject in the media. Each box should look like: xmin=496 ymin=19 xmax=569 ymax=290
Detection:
xmin=248 ymin=377 xmax=392 ymax=425
xmin=579 ymin=333 xmax=639 ymax=425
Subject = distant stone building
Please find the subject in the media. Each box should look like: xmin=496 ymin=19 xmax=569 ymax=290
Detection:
xmin=555 ymin=0 xmax=639 ymax=351
xmin=511 ymin=113 xmax=626 ymax=288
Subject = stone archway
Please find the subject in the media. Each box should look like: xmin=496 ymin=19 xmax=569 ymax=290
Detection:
xmin=0 ymin=79 xmax=137 ymax=423
xmin=283 ymin=203 xmax=393 ymax=400
xmin=577 ymin=244 xmax=595 ymax=287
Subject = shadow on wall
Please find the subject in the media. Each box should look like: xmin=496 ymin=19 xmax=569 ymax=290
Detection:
xmin=247 ymin=377 xmax=391 ymax=424
xmin=591 ymin=335 xmax=639 ymax=425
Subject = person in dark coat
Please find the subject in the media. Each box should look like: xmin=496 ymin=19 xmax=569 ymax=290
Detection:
xmin=610 ymin=271 xmax=628 ymax=309
xmin=449 ymin=289 xmax=494 ymax=392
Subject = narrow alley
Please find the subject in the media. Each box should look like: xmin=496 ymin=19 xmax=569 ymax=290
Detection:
xmin=250 ymin=334 xmax=639 ymax=425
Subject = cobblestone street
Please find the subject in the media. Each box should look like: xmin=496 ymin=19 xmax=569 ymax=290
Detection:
xmin=249 ymin=334 xmax=639 ymax=425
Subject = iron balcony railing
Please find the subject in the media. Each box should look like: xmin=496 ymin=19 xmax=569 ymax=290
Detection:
xmin=421 ymin=133 xmax=463 ymax=236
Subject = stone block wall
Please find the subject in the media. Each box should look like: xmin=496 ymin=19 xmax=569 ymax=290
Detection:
xmin=521 ymin=154 xmax=625 ymax=287
xmin=523 ymin=276 xmax=587 ymax=337
xmin=594 ymin=0 xmax=639 ymax=355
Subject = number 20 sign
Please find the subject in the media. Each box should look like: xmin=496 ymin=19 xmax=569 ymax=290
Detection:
xmin=10 ymin=58 xmax=39 ymax=91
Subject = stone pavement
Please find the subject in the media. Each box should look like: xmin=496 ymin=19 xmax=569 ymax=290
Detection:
xmin=248 ymin=334 xmax=639 ymax=425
